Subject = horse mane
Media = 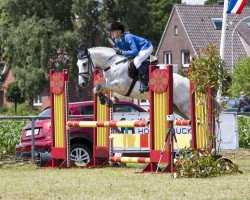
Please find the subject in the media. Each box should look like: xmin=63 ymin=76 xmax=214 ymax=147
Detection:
xmin=89 ymin=46 xmax=114 ymax=52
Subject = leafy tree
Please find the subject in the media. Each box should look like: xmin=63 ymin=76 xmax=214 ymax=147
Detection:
xmin=205 ymin=0 xmax=219 ymax=5
xmin=205 ymin=0 xmax=250 ymax=6
xmin=231 ymin=57 xmax=250 ymax=97
xmin=187 ymin=43 xmax=227 ymax=95
xmin=102 ymin=0 xmax=181 ymax=48
xmin=0 ymin=0 xmax=78 ymax=104
xmin=0 ymin=0 xmax=181 ymax=105
xmin=6 ymin=82 xmax=24 ymax=112
xmin=72 ymin=0 xmax=106 ymax=47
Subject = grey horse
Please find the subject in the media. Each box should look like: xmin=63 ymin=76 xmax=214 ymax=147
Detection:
xmin=77 ymin=46 xmax=191 ymax=119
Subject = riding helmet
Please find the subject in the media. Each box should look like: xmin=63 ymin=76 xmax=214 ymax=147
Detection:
xmin=110 ymin=22 xmax=125 ymax=32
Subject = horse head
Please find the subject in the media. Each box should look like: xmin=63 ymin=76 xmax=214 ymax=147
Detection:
xmin=76 ymin=45 xmax=94 ymax=88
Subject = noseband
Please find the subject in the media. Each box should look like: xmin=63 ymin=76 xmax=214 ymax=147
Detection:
xmin=77 ymin=50 xmax=95 ymax=77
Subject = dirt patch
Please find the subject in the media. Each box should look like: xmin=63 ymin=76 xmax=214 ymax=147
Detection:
xmin=0 ymin=156 xmax=32 ymax=168
xmin=220 ymin=149 xmax=250 ymax=159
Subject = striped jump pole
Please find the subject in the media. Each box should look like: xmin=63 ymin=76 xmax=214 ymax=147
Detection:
xmin=46 ymin=69 xmax=70 ymax=168
xmin=110 ymin=156 xmax=150 ymax=163
xmin=68 ymin=120 xmax=188 ymax=128
xmin=86 ymin=70 xmax=111 ymax=167
xmin=86 ymin=66 xmax=174 ymax=172
xmin=190 ymin=83 xmax=215 ymax=150
xmin=142 ymin=65 xmax=173 ymax=173
xmin=174 ymin=120 xmax=191 ymax=126
xmin=68 ymin=120 xmax=150 ymax=128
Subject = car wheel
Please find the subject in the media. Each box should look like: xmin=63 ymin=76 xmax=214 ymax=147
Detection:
xmin=70 ymin=143 xmax=92 ymax=167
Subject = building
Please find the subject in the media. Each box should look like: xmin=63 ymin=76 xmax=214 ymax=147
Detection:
xmin=156 ymin=4 xmax=250 ymax=72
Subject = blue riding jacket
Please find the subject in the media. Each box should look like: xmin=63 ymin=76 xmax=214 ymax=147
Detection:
xmin=114 ymin=33 xmax=152 ymax=57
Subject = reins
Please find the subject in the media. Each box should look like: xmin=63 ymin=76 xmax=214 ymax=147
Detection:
xmin=77 ymin=48 xmax=137 ymax=97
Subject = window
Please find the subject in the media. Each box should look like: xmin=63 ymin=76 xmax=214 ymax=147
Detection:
xmin=33 ymin=95 xmax=42 ymax=106
xmin=77 ymin=106 xmax=94 ymax=115
xmin=38 ymin=107 xmax=51 ymax=117
xmin=139 ymin=100 xmax=149 ymax=106
xmin=164 ymin=52 xmax=172 ymax=64
xmin=181 ymin=50 xmax=190 ymax=68
xmin=113 ymin=104 xmax=142 ymax=112
xmin=211 ymin=18 xmax=222 ymax=30
xmin=174 ymin=25 xmax=178 ymax=35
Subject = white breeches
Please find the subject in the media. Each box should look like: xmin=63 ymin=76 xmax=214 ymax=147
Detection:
xmin=134 ymin=45 xmax=153 ymax=69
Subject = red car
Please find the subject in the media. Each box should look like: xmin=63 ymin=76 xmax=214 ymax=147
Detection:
xmin=15 ymin=101 xmax=146 ymax=166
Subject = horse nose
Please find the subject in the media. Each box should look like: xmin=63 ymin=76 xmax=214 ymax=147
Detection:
xmin=80 ymin=82 xmax=87 ymax=88
xmin=79 ymin=75 xmax=89 ymax=88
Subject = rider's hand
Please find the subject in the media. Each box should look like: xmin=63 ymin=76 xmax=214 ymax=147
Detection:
xmin=113 ymin=48 xmax=123 ymax=55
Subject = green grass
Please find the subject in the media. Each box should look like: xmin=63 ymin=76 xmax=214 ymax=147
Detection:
xmin=0 ymin=150 xmax=250 ymax=200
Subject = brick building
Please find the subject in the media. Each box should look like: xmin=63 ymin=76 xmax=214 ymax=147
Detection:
xmin=156 ymin=4 xmax=250 ymax=72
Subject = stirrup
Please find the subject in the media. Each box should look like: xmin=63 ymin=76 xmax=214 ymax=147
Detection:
xmin=139 ymin=83 xmax=149 ymax=93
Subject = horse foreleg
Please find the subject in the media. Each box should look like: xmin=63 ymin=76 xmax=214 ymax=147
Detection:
xmin=97 ymin=92 xmax=114 ymax=107
xmin=97 ymin=92 xmax=107 ymax=105
xmin=94 ymin=81 xmax=121 ymax=94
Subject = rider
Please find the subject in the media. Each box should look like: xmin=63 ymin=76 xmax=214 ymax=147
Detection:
xmin=109 ymin=21 xmax=153 ymax=93
xmin=238 ymin=91 xmax=250 ymax=112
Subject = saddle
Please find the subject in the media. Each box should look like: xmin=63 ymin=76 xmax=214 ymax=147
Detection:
xmin=127 ymin=55 xmax=159 ymax=80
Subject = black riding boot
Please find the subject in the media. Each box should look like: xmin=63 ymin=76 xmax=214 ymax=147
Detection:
xmin=137 ymin=65 xmax=149 ymax=93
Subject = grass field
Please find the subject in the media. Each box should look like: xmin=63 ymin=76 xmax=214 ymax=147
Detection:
xmin=0 ymin=149 xmax=250 ymax=200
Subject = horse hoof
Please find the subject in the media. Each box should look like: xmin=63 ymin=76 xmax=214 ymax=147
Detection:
xmin=112 ymin=96 xmax=119 ymax=103
xmin=139 ymin=90 xmax=144 ymax=94
xmin=106 ymin=99 xmax=113 ymax=107
xmin=100 ymin=100 xmax=106 ymax=105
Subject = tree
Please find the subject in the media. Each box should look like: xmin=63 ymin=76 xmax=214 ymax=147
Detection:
xmin=187 ymin=43 xmax=227 ymax=95
xmin=0 ymin=0 xmax=181 ymax=105
xmin=231 ymin=57 xmax=250 ymax=97
xmin=205 ymin=0 xmax=250 ymax=6
xmin=205 ymin=0 xmax=219 ymax=5
xmin=0 ymin=0 xmax=78 ymax=104
xmin=102 ymin=0 xmax=181 ymax=48
xmin=72 ymin=0 xmax=106 ymax=47
xmin=6 ymin=82 xmax=24 ymax=112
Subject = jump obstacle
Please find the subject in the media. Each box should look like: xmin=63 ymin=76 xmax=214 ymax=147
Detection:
xmin=47 ymin=65 xmax=214 ymax=172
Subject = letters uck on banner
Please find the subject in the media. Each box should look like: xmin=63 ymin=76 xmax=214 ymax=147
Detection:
xmin=112 ymin=112 xmax=191 ymax=134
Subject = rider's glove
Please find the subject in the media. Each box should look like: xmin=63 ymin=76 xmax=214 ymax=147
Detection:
xmin=113 ymin=48 xmax=123 ymax=55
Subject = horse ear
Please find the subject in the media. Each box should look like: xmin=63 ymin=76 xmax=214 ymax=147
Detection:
xmin=76 ymin=43 xmax=85 ymax=52
xmin=84 ymin=46 xmax=88 ymax=52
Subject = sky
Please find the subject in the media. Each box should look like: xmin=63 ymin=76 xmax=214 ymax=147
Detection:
xmin=182 ymin=0 xmax=206 ymax=5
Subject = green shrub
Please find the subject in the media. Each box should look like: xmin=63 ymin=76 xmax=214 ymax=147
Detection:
xmin=174 ymin=147 xmax=242 ymax=178
xmin=0 ymin=120 xmax=28 ymax=158
xmin=238 ymin=116 xmax=250 ymax=148
xmin=0 ymin=103 xmax=40 ymax=159
xmin=231 ymin=57 xmax=250 ymax=97
xmin=5 ymin=82 xmax=25 ymax=112
xmin=0 ymin=103 xmax=40 ymax=116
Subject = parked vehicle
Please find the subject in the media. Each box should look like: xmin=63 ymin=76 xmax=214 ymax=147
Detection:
xmin=223 ymin=98 xmax=240 ymax=112
xmin=15 ymin=101 xmax=146 ymax=166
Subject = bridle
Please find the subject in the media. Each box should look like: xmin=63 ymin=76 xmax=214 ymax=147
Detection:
xmin=77 ymin=50 xmax=95 ymax=77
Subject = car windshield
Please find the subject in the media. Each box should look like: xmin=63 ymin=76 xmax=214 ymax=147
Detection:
xmin=38 ymin=108 xmax=51 ymax=117
xmin=113 ymin=104 xmax=142 ymax=112
xmin=37 ymin=102 xmax=144 ymax=117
